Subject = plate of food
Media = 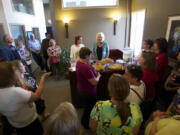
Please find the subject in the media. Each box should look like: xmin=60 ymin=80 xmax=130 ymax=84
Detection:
xmin=101 ymin=58 xmax=114 ymax=64
xmin=92 ymin=63 xmax=104 ymax=71
xmin=108 ymin=64 xmax=122 ymax=70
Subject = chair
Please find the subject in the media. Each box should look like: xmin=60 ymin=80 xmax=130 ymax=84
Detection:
xmin=109 ymin=49 xmax=123 ymax=61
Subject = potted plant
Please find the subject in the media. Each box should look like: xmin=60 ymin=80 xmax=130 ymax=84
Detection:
xmin=58 ymin=47 xmax=70 ymax=76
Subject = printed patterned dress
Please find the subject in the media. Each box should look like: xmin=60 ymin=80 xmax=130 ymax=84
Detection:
xmin=47 ymin=45 xmax=61 ymax=57
xmin=47 ymin=45 xmax=61 ymax=64
xmin=90 ymin=100 xmax=143 ymax=135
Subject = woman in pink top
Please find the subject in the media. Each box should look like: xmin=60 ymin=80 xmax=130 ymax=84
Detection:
xmin=76 ymin=47 xmax=101 ymax=129
xmin=153 ymin=38 xmax=168 ymax=81
xmin=139 ymin=51 xmax=158 ymax=122
xmin=153 ymin=38 xmax=168 ymax=109
xmin=139 ymin=51 xmax=158 ymax=100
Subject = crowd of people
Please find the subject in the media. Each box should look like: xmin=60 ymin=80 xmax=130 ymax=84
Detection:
xmin=74 ymin=36 xmax=180 ymax=135
xmin=0 ymin=31 xmax=179 ymax=135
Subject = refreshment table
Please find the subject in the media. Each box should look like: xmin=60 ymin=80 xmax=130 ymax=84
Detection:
xmin=69 ymin=61 xmax=125 ymax=108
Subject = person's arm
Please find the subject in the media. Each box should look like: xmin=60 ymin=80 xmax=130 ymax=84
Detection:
xmin=47 ymin=48 xmax=54 ymax=57
xmin=56 ymin=46 xmax=61 ymax=57
xmin=89 ymin=101 xmax=100 ymax=134
xmin=48 ymin=50 xmax=54 ymax=57
xmin=29 ymin=72 xmax=51 ymax=102
xmin=164 ymin=74 xmax=172 ymax=90
xmin=149 ymin=111 xmax=170 ymax=135
xmin=149 ymin=117 xmax=160 ymax=135
xmin=29 ymin=47 xmax=38 ymax=54
xmin=164 ymin=74 xmax=179 ymax=91
xmin=88 ymin=72 xmax=101 ymax=86
xmin=166 ymin=102 xmax=173 ymax=113
xmin=133 ymin=123 xmax=141 ymax=135
xmin=89 ymin=118 xmax=97 ymax=134
xmin=26 ymin=50 xmax=30 ymax=57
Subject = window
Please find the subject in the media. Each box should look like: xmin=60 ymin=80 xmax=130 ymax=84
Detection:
xmin=10 ymin=25 xmax=26 ymax=47
xmin=129 ymin=9 xmax=146 ymax=56
xmin=62 ymin=0 xmax=118 ymax=8
xmin=11 ymin=0 xmax=34 ymax=15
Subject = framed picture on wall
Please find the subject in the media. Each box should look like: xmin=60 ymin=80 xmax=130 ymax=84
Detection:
xmin=166 ymin=15 xmax=180 ymax=60
xmin=26 ymin=31 xmax=33 ymax=40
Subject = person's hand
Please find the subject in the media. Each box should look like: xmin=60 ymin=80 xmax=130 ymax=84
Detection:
xmin=97 ymin=72 xmax=101 ymax=77
xmin=97 ymin=72 xmax=101 ymax=80
xmin=21 ymin=56 xmax=25 ymax=59
xmin=166 ymin=86 xmax=179 ymax=91
xmin=153 ymin=110 xmax=169 ymax=121
xmin=95 ymin=59 xmax=100 ymax=63
xmin=26 ymin=51 xmax=30 ymax=57
xmin=41 ymin=72 xmax=52 ymax=79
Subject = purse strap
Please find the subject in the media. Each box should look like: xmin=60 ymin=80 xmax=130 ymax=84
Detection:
xmin=130 ymin=88 xmax=144 ymax=102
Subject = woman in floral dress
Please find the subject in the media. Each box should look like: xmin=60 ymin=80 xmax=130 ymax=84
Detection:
xmin=47 ymin=39 xmax=61 ymax=80
xmin=90 ymin=74 xmax=143 ymax=135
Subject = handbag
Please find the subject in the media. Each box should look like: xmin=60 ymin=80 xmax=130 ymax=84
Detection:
xmin=50 ymin=56 xmax=59 ymax=64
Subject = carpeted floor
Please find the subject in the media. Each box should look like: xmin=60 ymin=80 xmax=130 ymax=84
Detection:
xmin=42 ymin=76 xmax=93 ymax=135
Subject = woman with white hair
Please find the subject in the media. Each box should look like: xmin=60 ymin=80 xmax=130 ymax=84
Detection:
xmin=46 ymin=102 xmax=79 ymax=135
xmin=93 ymin=32 xmax=109 ymax=61
xmin=47 ymin=39 xmax=61 ymax=80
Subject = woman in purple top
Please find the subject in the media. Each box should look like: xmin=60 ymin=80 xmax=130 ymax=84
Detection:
xmin=76 ymin=47 xmax=101 ymax=129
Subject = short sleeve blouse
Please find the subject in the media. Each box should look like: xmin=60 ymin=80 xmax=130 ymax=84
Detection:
xmin=90 ymin=100 xmax=143 ymax=135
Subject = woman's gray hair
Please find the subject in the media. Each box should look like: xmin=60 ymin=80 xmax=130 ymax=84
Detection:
xmin=46 ymin=102 xmax=79 ymax=135
xmin=96 ymin=32 xmax=105 ymax=42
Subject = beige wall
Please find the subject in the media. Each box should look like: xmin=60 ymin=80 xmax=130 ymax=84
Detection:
xmin=53 ymin=0 xmax=128 ymax=50
xmin=132 ymin=0 xmax=180 ymax=40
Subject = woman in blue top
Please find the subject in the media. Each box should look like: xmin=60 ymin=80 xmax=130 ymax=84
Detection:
xmin=93 ymin=32 xmax=109 ymax=61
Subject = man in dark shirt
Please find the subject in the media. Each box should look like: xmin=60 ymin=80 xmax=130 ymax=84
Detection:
xmin=2 ymin=34 xmax=32 ymax=74
xmin=3 ymin=35 xmax=21 ymax=61
xmin=3 ymin=34 xmax=21 ymax=61
xmin=41 ymin=33 xmax=51 ymax=71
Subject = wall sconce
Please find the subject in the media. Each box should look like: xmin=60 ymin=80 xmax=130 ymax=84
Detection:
xmin=113 ymin=16 xmax=120 ymax=35
xmin=63 ymin=18 xmax=70 ymax=38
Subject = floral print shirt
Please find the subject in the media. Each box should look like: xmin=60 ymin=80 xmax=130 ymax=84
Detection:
xmin=17 ymin=47 xmax=28 ymax=60
xmin=90 ymin=100 xmax=143 ymax=135
xmin=47 ymin=45 xmax=61 ymax=57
